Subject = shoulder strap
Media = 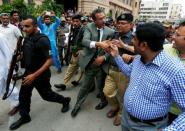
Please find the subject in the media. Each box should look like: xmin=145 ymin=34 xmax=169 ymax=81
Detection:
xmin=32 ymin=33 xmax=48 ymax=43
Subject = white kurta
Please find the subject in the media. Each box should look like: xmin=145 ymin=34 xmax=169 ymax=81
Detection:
xmin=0 ymin=24 xmax=22 ymax=55
xmin=0 ymin=33 xmax=19 ymax=107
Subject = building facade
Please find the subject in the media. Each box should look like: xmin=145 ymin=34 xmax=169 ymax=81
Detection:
xmin=139 ymin=0 xmax=174 ymax=21
xmin=139 ymin=0 xmax=182 ymax=21
xmin=169 ymin=4 xmax=182 ymax=20
xmin=0 ymin=0 xmax=140 ymax=20
xmin=78 ymin=0 xmax=141 ymax=20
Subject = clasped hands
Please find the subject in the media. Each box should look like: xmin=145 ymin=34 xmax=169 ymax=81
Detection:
xmin=96 ymin=39 xmax=123 ymax=56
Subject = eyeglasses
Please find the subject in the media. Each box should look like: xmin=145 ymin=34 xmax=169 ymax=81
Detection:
xmin=173 ymin=33 xmax=185 ymax=37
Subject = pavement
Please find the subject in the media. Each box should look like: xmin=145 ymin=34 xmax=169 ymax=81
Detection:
xmin=0 ymin=66 xmax=121 ymax=131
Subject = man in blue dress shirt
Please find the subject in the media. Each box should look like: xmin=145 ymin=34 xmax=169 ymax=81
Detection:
xmin=109 ymin=23 xmax=185 ymax=131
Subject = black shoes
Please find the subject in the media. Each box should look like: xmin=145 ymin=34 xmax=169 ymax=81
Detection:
xmin=61 ymin=97 xmax=71 ymax=113
xmin=96 ymin=93 xmax=101 ymax=98
xmin=54 ymin=84 xmax=66 ymax=91
xmin=9 ymin=116 xmax=31 ymax=130
xmin=95 ymin=100 xmax=108 ymax=110
xmin=71 ymin=81 xmax=79 ymax=86
xmin=71 ymin=106 xmax=80 ymax=117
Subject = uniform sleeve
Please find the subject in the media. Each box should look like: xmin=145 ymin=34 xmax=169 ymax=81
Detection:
xmin=37 ymin=37 xmax=52 ymax=59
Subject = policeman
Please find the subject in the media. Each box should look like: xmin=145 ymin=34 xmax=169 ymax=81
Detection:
xmin=103 ymin=13 xmax=134 ymax=126
xmin=9 ymin=16 xmax=71 ymax=130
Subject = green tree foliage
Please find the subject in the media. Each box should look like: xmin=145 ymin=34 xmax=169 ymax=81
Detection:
xmin=0 ymin=0 xmax=63 ymax=18
xmin=2 ymin=0 xmax=10 ymax=4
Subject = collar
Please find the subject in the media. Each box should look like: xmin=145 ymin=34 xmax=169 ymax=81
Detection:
xmin=97 ymin=27 xmax=104 ymax=31
xmin=121 ymin=31 xmax=132 ymax=38
xmin=147 ymin=50 xmax=165 ymax=67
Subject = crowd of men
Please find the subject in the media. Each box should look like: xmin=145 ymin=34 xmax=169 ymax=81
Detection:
xmin=0 ymin=8 xmax=185 ymax=131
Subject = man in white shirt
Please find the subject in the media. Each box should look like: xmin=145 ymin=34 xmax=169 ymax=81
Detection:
xmin=0 ymin=33 xmax=19 ymax=116
xmin=0 ymin=13 xmax=22 ymax=54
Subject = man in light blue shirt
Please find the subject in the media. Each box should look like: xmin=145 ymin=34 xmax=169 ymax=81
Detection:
xmin=110 ymin=23 xmax=185 ymax=131
xmin=37 ymin=11 xmax=61 ymax=72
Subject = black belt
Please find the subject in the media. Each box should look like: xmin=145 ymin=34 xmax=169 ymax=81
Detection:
xmin=128 ymin=113 xmax=167 ymax=126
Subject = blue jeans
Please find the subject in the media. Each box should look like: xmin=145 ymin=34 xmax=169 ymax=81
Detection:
xmin=121 ymin=107 xmax=168 ymax=131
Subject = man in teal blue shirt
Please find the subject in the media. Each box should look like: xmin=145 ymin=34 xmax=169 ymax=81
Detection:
xmin=37 ymin=11 xmax=62 ymax=72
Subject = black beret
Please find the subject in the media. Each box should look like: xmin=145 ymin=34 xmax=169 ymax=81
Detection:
xmin=117 ymin=13 xmax=133 ymax=22
xmin=105 ymin=17 xmax=113 ymax=25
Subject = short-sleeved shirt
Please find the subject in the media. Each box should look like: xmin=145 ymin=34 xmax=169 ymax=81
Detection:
xmin=164 ymin=44 xmax=185 ymax=115
xmin=164 ymin=44 xmax=185 ymax=63
xmin=23 ymin=33 xmax=52 ymax=78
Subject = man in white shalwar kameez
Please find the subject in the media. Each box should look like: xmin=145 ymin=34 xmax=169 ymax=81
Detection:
xmin=0 ymin=33 xmax=19 ymax=115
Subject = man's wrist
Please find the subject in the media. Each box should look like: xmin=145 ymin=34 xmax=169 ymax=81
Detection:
xmin=112 ymin=53 xmax=119 ymax=57
xmin=95 ymin=42 xmax=100 ymax=48
xmin=123 ymin=44 xmax=128 ymax=49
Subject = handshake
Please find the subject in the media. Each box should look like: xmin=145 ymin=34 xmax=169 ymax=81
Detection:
xmin=96 ymin=39 xmax=134 ymax=56
xmin=95 ymin=39 xmax=122 ymax=57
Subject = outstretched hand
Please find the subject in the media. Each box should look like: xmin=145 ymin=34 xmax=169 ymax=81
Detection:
xmin=111 ymin=38 xmax=125 ymax=48
xmin=96 ymin=40 xmax=111 ymax=50
xmin=109 ymin=44 xmax=119 ymax=57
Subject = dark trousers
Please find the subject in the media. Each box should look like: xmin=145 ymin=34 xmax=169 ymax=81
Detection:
xmin=19 ymin=77 xmax=66 ymax=118
xmin=74 ymin=64 xmax=106 ymax=108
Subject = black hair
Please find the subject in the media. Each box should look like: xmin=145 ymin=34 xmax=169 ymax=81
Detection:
xmin=43 ymin=15 xmax=50 ymax=20
xmin=23 ymin=15 xmax=37 ymax=26
xmin=179 ymin=19 xmax=185 ymax=26
xmin=72 ymin=14 xmax=82 ymax=20
xmin=10 ymin=10 xmax=19 ymax=17
xmin=136 ymin=22 xmax=165 ymax=52
xmin=66 ymin=16 xmax=72 ymax=20
xmin=91 ymin=8 xmax=104 ymax=21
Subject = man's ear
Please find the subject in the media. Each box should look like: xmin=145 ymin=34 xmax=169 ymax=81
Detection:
xmin=140 ymin=41 xmax=148 ymax=51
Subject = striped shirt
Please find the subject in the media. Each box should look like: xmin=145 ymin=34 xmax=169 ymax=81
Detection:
xmin=114 ymin=50 xmax=185 ymax=130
